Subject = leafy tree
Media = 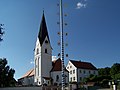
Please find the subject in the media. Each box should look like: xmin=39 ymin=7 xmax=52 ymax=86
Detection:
xmin=114 ymin=73 xmax=120 ymax=80
xmin=0 ymin=58 xmax=15 ymax=87
xmin=0 ymin=24 xmax=4 ymax=42
xmin=98 ymin=67 xmax=110 ymax=76
xmin=110 ymin=63 xmax=120 ymax=79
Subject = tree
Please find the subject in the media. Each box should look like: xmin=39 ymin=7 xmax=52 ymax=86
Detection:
xmin=0 ymin=58 xmax=15 ymax=87
xmin=0 ymin=24 xmax=4 ymax=42
xmin=110 ymin=63 xmax=120 ymax=80
xmin=98 ymin=67 xmax=110 ymax=76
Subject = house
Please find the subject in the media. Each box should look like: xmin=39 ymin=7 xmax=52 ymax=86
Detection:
xmin=50 ymin=58 xmax=69 ymax=86
xmin=66 ymin=60 xmax=98 ymax=83
xmin=18 ymin=69 xmax=34 ymax=86
xmin=18 ymin=58 xmax=69 ymax=86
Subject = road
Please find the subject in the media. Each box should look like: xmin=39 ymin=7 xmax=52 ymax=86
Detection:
xmin=0 ymin=87 xmax=111 ymax=90
xmin=0 ymin=87 xmax=42 ymax=90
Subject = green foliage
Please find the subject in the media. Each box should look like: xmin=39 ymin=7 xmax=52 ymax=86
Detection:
xmin=83 ymin=63 xmax=120 ymax=88
xmin=0 ymin=24 xmax=4 ymax=42
xmin=98 ymin=67 xmax=110 ymax=76
xmin=110 ymin=63 xmax=120 ymax=80
xmin=0 ymin=58 xmax=15 ymax=87
xmin=111 ymin=73 xmax=120 ymax=80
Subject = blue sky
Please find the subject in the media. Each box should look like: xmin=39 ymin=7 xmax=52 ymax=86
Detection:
xmin=0 ymin=0 xmax=120 ymax=79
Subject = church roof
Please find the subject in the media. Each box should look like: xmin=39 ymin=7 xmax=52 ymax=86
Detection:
xmin=70 ymin=60 xmax=97 ymax=70
xmin=18 ymin=58 xmax=69 ymax=80
xmin=51 ymin=58 xmax=68 ymax=72
xmin=38 ymin=12 xmax=50 ymax=46
xmin=19 ymin=69 xmax=34 ymax=79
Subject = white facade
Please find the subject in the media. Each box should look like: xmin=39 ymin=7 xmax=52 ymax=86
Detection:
xmin=66 ymin=61 xmax=77 ymax=82
xmin=51 ymin=71 xmax=69 ymax=85
xmin=66 ymin=60 xmax=98 ymax=83
xmin=18 ymin=76 xmax=34 ymax=86
xmin=34 ymin=36 xmax=52 ymax=85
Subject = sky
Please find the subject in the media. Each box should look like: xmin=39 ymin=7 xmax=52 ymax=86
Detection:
xmin=0 ymin=0 xmax=120 ymax=80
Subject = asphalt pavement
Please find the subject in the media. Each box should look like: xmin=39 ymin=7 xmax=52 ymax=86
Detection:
xmin=0 ymin=87 xmax=42 ymax=90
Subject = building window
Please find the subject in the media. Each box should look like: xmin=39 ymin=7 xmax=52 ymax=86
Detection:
xmin=45 ymin=40 xmax=48 ymax=44
xmin=45 ymin=49 xmax=47 ymax=53
xmin=35 ymin=58 xmax=37 ymax=76
xmin=73 ymin=70 xmax=75 ymax=74
xmin=56 ymin=75 xmax=59 ymax=82
xmin=70 ymin=70 xmax=72 ymax=74
xmin=36 ymin=48 xmax=39 ymax=54
xmin=38 ymin=57 xmax=39 ymax=76
xmin=89 ymin=71 xmax=91 ymax=74
xmin=67 ymin=67 xmax=69 ymax=69
xmin=70 ymin=66 xmax=72 ymax=68
xmin=79 ymin=70 xmax=82 ymax=73
xmin=84 ymin=70 xmax=86 ymax=74
xmin=70 ymin=77 xmax=72 ymax=82
xmin=73 ymin=77 xmax=75 ymax=81
xmin=80 ymin=77 xmax=82 ymax=81
xmin=93 ymin=71 xmax=96 ymax=74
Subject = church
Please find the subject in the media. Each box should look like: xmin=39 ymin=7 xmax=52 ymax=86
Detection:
xmin=18 ymin=12 xmax=98 ymax=86
xmin=18 ymin=12 xmax=69 ymax=86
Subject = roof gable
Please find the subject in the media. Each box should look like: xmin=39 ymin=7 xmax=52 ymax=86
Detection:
xmin=70 ymin=60 xmax=97 ymax=70
xmin=20 ymin=69 xmax=34 ymax=79
xmin=51 ymin=58 xmax=68 ymax=72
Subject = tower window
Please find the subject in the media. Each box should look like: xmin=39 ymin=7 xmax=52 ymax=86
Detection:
xmin=45 ymin=40 xmax=48 ymax=44
xmin=36 ymin=48 xmax=39 ymax=54
xmin=45 ymin=49 xmax=47 ymax=53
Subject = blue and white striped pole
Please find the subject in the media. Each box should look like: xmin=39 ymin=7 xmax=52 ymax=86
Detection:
xmin=60 ymin=0 xmax=65 ymax=90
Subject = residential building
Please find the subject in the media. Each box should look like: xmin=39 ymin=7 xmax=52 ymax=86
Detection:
xmin=66 ymin=60 xmax=98 ymax=83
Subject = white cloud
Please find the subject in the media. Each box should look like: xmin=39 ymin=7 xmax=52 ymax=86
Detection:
xmin=52 ymin=56 xmax=58 ymax=61
xmin=30 ymin=61 xmax=34 ymax=64
xmin=76 ymin=2 xmax=87 ymax=9
xmin=76 ymin=0 xmax=87 ymax=9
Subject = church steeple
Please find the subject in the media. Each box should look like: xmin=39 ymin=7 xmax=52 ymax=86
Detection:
xmin=38 ymin=12 xmax=50 ymax=46
xmin=34 ymin=11 xmax=52 ymax=86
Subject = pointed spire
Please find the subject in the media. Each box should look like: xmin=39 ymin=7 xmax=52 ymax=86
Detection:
xmin=38 ymin=12 xmax=50 ymax=46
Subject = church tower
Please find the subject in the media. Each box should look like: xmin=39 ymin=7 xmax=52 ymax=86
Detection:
xmin=34 ymin=12 xmax=52 ymax=85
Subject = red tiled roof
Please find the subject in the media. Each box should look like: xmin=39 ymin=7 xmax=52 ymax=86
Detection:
xmin=20 ymin=69 xmax=34 ymax=79
xmin=70 ymin=60 xmax=97 ymax=70
xmin=51 ymin=58 xmax=68 ymax=72
xmin=29 ymin=69 xmax=34 ymax=77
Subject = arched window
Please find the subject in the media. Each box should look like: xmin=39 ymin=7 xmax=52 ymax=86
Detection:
xmin=36 ymin=48 xmax=39 ymax=54
xmin=45 ymin=48 xmax=47 ymax=53
xmin=56 ymin=75 xmax=59 ymax=82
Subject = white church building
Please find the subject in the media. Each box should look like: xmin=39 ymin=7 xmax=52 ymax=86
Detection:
xmin=18 ymin=12 xmax=98 ymax=86
xmin=18 ymin=12 xmax=69 ymax=86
